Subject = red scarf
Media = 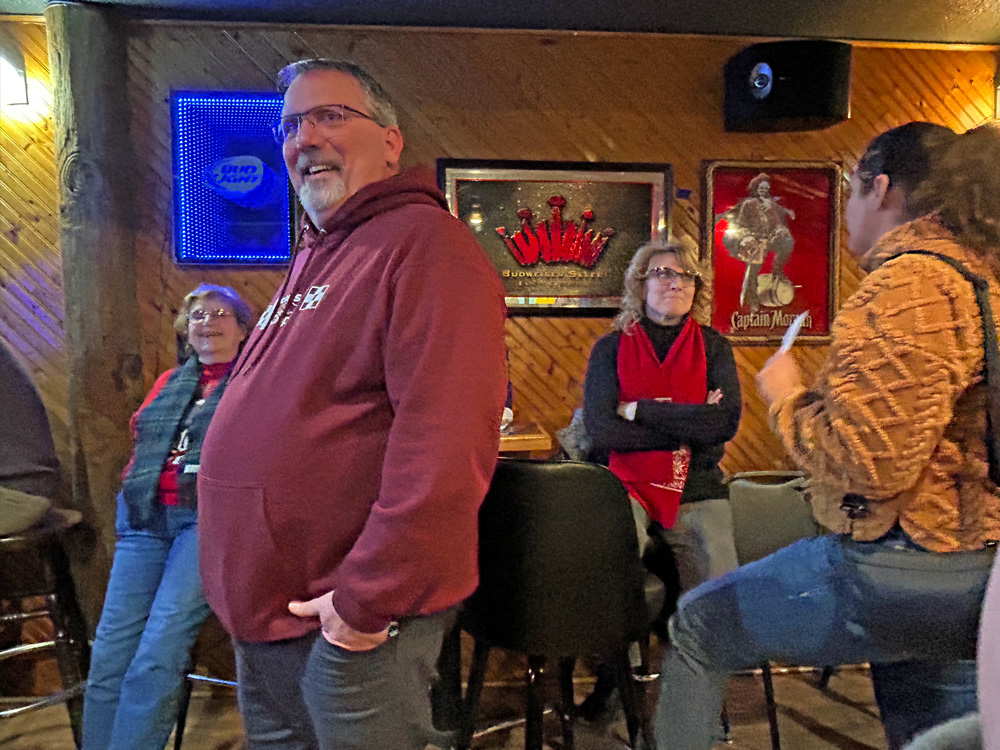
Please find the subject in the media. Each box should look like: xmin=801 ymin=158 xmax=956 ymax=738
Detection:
xmin=609 ymin=317 xmax=707 ymax=528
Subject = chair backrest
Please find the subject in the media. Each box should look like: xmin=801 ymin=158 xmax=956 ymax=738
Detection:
xmin=728 ymin=470 xmax=817 ymax=565
xmin=462 ymin=458 xmax=648 ymax=658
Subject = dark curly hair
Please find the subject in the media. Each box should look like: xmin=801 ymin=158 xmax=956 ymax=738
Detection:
xmin=910 ymin=123 xmax=1000 ymax=254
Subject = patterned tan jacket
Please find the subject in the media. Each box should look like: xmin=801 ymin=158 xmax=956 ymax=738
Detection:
xmin=770 ymin=218 xmax=1000 ymax=552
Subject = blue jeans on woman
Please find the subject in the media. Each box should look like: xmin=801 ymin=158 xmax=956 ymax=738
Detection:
xmin=82 ymin=494 xmax=211 ymax=750
xmin=655 ymin=529 xmax=993 ymax=750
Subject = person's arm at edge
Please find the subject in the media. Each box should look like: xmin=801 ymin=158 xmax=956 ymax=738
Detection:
xmin=979 ymin=554 xmax=1000 ymax=749
xmin=0 ymin=343 xmax=60 ymax=496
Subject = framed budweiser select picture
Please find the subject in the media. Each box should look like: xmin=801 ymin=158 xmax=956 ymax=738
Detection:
xmin=703 ymin=160 xmax=840 ymax=344
xmin=437 ymin=159 xmax=672 ymax=315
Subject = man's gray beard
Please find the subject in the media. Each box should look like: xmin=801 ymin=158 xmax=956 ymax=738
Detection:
xmin=298 ymin=178 xmax=346 ymax=225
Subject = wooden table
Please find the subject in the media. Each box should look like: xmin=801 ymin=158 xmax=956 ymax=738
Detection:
xmin=499 ymin=421 xmax=553 ymax=456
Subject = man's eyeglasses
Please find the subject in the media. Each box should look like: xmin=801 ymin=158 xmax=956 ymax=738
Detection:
xmin=642 ymin=267 xmax=701 ymax=287
xmin=188 ymin=308 xmax=234 ymax=324
xmin=273 ymin=104 xmax=378 ymax=144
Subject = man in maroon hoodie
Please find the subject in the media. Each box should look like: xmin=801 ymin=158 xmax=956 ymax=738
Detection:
xmin=197 ymin=59 xmax=508 ymax=749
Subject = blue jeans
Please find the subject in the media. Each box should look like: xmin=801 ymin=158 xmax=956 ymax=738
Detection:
xmin=82 ymin=494 xmax=211 ymax=750
xmin=233 ymin=608 xmax=455 ymax=750
xmin=655 ymin=530 xmax=993 ymax=750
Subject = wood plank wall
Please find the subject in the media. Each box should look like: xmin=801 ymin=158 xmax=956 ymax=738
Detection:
xmin=0 ymin=14 xmax=994 ymax=699
xmin=124 ymin=25 xmax=997 ymax=478
xmin=0 ymin=18 xmax=66 ymax=698
xmin=0 ymin=20 xmax=64 ymax=467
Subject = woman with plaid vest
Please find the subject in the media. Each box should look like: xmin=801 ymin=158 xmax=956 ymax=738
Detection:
xmin=82 ymin=284 xmax=252 ymax=750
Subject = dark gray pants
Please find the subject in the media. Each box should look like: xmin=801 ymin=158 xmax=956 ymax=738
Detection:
xmin=233 ymin=608 xmax=455 ymax=750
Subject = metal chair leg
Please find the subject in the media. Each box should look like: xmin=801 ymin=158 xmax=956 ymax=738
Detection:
xmin=816 ymin=664 xmax=836 ymax=689
xmin=173 ymin=673 xmax=194 ymax=750
xmin=47 ymin=539 xmax=89 ymax=750
xmin=633 ymin=633 xmax=658 ymax=750
xmin=720 ymin=703 xmax=731 ymax=744
xmin=432 ymin=621 xmax=464 ymax=733
xmin=614 ymin=649 xmax=642 ymax=750
xmin=557 ymin=657 xmax=576 ymax=750
xmin=761 ymin=662 xmax=780 ymax=750
xmin=526 ymin=655 xmax=546 ymax=750
xmin=47 ymin=591 xmax=85 ymax=750
xmin=456 ymin=640 xmax=490 ymax=750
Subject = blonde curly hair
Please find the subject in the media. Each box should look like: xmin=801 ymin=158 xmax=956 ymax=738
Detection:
xmin=613 ymin=240 xmax=707 ymax=332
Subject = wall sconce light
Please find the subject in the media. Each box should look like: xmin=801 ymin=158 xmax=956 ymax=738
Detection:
xmin=0 ymin=30 xmax=29 ymax=106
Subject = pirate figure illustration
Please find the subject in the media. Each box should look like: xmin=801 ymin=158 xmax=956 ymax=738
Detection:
xmin=715 ymin=172 xmax=795 ymax=311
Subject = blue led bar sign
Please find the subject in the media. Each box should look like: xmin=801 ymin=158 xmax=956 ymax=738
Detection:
xmin=171 ymin=90 xmax=292 ymax=264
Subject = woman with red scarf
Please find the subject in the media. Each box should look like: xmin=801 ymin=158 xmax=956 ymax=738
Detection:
xmin=580 ymin=239 xmax=742 ymax=717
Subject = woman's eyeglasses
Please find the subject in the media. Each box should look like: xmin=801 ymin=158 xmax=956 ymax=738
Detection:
xmin=188 ymin=308 xmax=234 ymax=324
xmin=642 ymin=267 xmax=701 ymax=287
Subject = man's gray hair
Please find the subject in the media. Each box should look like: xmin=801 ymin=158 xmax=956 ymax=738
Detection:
xmin=276 ymin=59 xmax=398 ymax=128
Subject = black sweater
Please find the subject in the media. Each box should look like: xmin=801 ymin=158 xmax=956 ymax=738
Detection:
xmin=583 ymin=316 xmax=741 ymax=504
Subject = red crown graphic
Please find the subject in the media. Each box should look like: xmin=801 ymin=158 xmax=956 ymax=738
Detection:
xmin=495 ymin=195 xmax=615 ymax=268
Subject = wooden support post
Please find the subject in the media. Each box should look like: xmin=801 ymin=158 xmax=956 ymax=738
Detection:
xmin=45 ymin=1 xmax=145 ymax=625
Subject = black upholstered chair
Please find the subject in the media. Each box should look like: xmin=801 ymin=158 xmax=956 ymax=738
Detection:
xmin=0 ymin=510 xmax=90 ymax=749
xmin=455 ymin=458 xmax=662 ymax=750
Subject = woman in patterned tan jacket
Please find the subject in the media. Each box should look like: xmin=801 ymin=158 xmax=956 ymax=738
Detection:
xmin=654 ymin=122 xmax=1000 ymax=750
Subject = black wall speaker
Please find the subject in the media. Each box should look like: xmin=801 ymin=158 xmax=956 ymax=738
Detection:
xmin=724 ymin=40 xmax=852 ymax=133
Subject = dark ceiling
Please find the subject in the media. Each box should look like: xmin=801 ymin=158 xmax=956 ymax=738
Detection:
xmin=4 ymin=0 xmax=1000 ymax=45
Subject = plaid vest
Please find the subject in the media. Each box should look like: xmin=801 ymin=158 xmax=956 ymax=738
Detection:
xmin=120 ymin=356 xmax=230 ymax=528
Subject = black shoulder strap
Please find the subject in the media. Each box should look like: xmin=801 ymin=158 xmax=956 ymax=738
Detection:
xmin=900 ymin=250 xmax=1000 ymax=485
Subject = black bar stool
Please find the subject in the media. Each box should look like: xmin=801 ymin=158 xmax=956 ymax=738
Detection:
xmin=0 ymin=509 xmax=90 ymax=749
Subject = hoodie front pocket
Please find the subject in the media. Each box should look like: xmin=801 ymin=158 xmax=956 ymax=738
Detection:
xmin=197 ymin=475 xmax=295 ymax=639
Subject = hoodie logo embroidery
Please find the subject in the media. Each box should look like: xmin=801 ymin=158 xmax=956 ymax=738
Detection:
xmin=256 ymin=287 xmax=327 ymax=331
xmin=300 ymin=285 xmax=330 ymax=311
xmin=256 ymin=299 xmax=280 ymax=330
